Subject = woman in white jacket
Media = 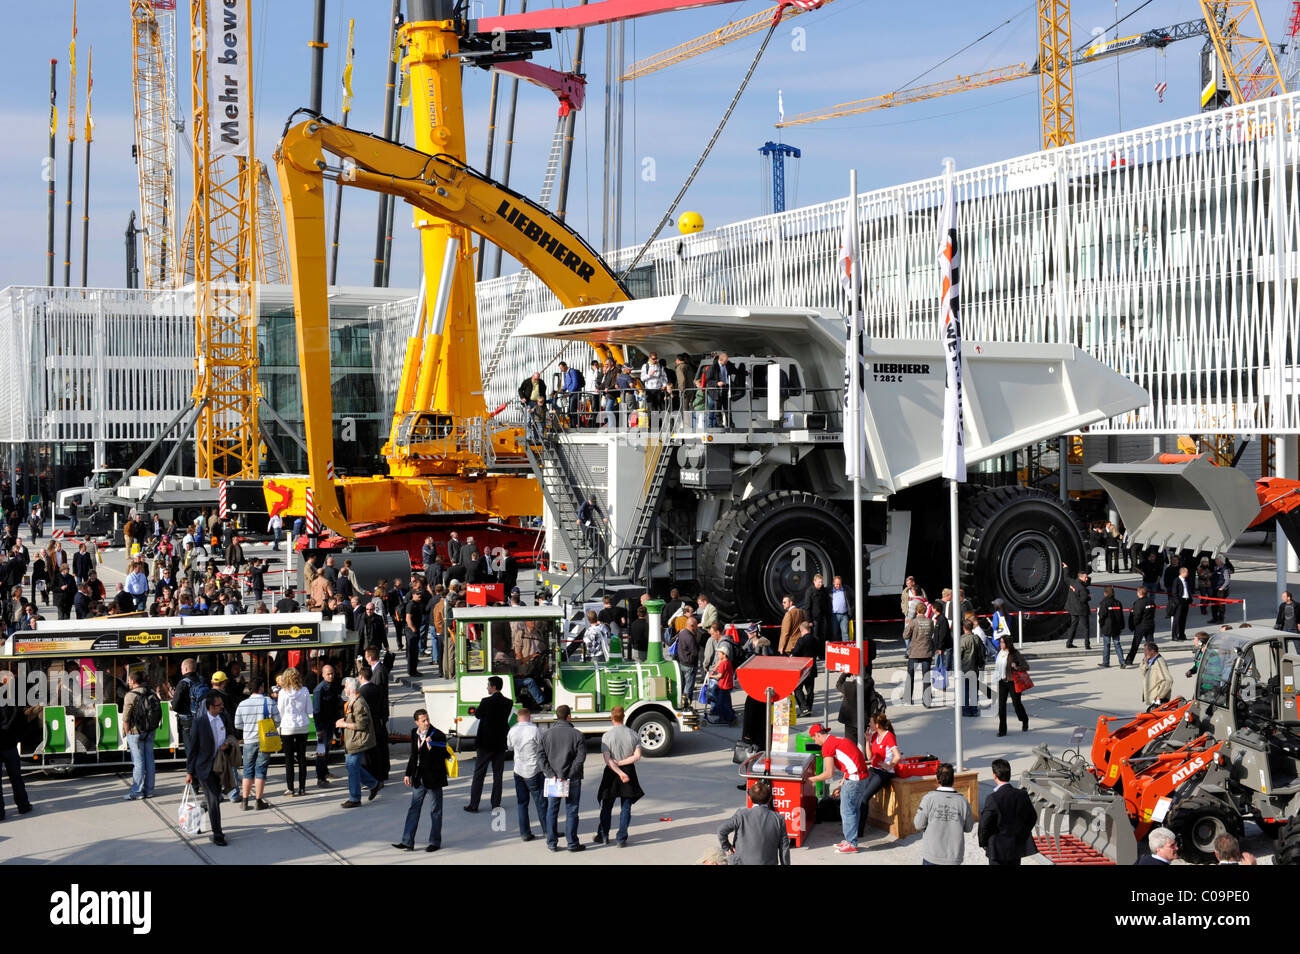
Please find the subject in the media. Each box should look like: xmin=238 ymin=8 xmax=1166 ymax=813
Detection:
xmin=277 ymin=667 xmax=313 ymax=797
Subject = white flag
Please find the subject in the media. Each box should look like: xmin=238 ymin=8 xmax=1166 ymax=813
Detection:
xmin=843 ymin=310 xmax=867 ymax=480
xmin=837 ymin=205 xmax=856 ymax=299
xmin=778 ymin=89 xmax=785 ymax=123
xmin=939 ymin=168 xmax=965 ymax=482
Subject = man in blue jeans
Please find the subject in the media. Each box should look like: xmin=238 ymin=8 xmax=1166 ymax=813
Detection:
xmin=337 ymin=677 xmax=381 ymax=808
xmin=809 ymin=723 xmax=870 ymax=854
xmin=540 ymin=705 xmax=586 ymax=852
xmin=831 ymin=575 xmax=851 ymax=642
xmin=392 ymin=709 xmax=448 ymax=852
xmin=507 ymin=708 xmax=546 ymax=841
xmin=121 ymin=671 xmax=157 ymax=800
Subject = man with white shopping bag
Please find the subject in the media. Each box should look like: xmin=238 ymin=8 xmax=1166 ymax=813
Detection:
xmin=185 ymin=694 xmax=231 ymax=846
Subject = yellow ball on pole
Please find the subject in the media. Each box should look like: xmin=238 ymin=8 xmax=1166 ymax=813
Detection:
xmin=677 ymin=211 xmax=703 ymax=234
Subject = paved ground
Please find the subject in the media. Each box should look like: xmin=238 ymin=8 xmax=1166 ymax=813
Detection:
xmin=3 ymin=527 xmax=1294 ymax=865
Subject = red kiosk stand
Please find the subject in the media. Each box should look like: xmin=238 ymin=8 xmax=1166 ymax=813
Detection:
xmin=736 ymin=655 xmax=817 ymax=848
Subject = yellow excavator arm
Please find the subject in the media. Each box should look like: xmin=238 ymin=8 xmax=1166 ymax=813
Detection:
xmin=274 ymin=116 xmax=631 ymax=537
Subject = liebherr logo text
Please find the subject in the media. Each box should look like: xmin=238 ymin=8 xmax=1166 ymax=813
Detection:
xmin=1170 ymin=756 xmax=1206 ymax=785
xmin=872 ymin=363 xmax=931 ymax=374
xmin=1147 ymin=713 xmax=1180 ymax=738
xmin=496 ymin=200 xmax=596 ymax=282
xmin=50 ymin=884 xmax=151 ymax=934
xmin=559 ymin=305 xmax=625 ymax=327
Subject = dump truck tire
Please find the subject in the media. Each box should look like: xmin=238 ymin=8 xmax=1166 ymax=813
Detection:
xmin=959 ymin=486 xmax=1086 ymax=642
xmin=1275 ymin=817 xmax=1300 ymax=865
xmin=700 ymin=490 xmax=859 ymax=623
xmin=1166 ymin=793 xmax=1243 ymax=864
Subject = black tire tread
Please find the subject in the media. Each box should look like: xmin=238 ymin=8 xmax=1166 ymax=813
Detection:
xmin=958 ymin=485 xmax=1086 ymax=641
xmin=699 ymin=490 xmax=863 ymax=622
xmin=1166 ymin=792 xmax=1244 ymax=864
xmin=1275 ymin=816 xmax=1300 ymax=865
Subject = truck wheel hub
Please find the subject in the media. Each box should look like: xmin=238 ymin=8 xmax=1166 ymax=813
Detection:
xmin=999 ymin=529 xmax=1060 ymax=607
xmin=761 ymin=539 xmax=832 ymax=614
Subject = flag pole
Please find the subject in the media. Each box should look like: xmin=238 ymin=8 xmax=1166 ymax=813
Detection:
xmin=940 ymin=156 xmax=965 ymax=771
xmin=849 ymin=168 xmax=865 ymax=754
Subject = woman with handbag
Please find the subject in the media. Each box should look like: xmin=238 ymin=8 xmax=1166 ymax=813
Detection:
xmin=277 ymin=668 xmax=312 ymax=798
xmin=995 ymin=640 xmax=1031 ymax=737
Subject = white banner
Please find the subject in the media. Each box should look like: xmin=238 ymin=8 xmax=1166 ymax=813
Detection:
xmin=939 ymin=165 xmax=965 ymax=482
xmin=843 ymin=310 xmax=867 ymax=481
xmin=206 ymin=0 xmax=252 ymax=159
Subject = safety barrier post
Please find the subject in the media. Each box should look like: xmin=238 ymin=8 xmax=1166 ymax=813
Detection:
xmin=1241 ymin=598 xmax=1248 ymax=623
xmin=1095 ymin=608 xmax=1101 ymax=643
xmin=1017 ymin=611 xmax=1024 ymax=649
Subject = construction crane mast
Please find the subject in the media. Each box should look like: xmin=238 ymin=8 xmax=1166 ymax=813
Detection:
xmin=129 ymin=0 xmax=180 ymax=289
xmin=187 ymin=0 xmax=259 ymax=480
xmin=1038 ymin=0 xmax=1075 ymax=148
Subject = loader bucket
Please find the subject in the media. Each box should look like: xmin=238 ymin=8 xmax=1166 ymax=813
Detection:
xmin=1021 ymin=745 xmax=1137 ymax=865
xmin=1089 ymin=454 xmax=1259 ymax=554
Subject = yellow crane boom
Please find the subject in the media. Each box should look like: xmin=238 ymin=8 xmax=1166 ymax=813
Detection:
xmin=275 ymin=117 xmax=630 ymax=537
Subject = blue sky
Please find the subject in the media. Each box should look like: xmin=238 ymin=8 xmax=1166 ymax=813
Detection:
xmin=0 ymin=0 xmax=1290 ymax=290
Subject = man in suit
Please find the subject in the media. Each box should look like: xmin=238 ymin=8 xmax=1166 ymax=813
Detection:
xmin=978 ymin=758 xmax=1038 ymax=865
xmin=392 ymin=708 xmax=449 ymax=852
xmin=1126 ymin=586 xmax=1159 ymax=667
xmin=1137 ymin=826 xmax=1177 ymax=865
xmin=358 ymin=656 xmax=389 ymax=783
xmin=1169 ymin=566 xmax=1192 ymax=641
xmin=71 ymin=543 xmax=93 ymax=585
xmin=1064 ymin=568 xmax=1091 ymax=649
xmin=54 ymin=567 xmax=77 ymax=620
xmin=718 ymin=780 xmax=790 ymax=865
xmin=185 ymin=693 xmax=231 ymax=846
xmin=466 ymin=675 xmax=513 ymax=813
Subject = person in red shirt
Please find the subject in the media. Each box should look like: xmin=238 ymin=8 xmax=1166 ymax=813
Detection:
xmin=859 ymin=712 xmax=901 ymax=827
xmin=705 ymin=648 xmax=736 ymax=725
xmin=809 ymin=723 xmax=870 ymax=854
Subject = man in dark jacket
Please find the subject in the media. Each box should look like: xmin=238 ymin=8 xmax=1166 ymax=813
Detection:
xmin=1098 ymin=585 xmax=1126 ymax=669
xmin=806 ymin=573 xmax=833 ymax=657
xmin=392 ymin=709 xmax=449 ymax=852
xmin=313 ymin=663 xmax=342 ymax=786
xmin=357 ymin=662 xmax=389 ymax=785
xmin=1064 ymin=568 xmax=1091 ymax=649
xmin=540 ymin=704 xmax=586 ymax=852
xmin=1169 ymin=566 xmax=1192 ymax=641
xmin=71 ymin=543 xmax=93 ymax=584
xmin=54 ymin=568 xmax=77 ymax=620
xmin=518 ymin=371 xmax=547 ymax=406
xmin=358 ymin=601 xmax=388 ymax=654
xmin=1126 ymin=586 xmax=1159 ymax=666
xmin=185 ymin=693 xmax=230 ymax=846
xmin=675 ymin=616 xmax=701 ymax=706
xmin=0 ymin=671 xmax=34 ymax=818
xmin=466 ymin=675 xmax=513 ymax=813
xmin=1276 ymin=591 xmax=1299 ymax=634
xmin=978 ymin=758 xmax=1037 ymax=865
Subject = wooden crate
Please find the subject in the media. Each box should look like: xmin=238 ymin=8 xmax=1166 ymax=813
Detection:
xmin=866 ymin=770 xmax=980 ymax=838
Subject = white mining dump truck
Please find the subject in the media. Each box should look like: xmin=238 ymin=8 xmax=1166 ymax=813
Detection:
xmin=513 ymin=295 xmax=1150 ymax=639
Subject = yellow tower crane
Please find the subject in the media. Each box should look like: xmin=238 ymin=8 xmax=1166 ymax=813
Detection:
xmin=129 ymin=0 xmax=180 ymax=290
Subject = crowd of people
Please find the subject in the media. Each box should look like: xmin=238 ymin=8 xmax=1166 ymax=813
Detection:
xmin=523 ymin=348 xmax=782 ymax=433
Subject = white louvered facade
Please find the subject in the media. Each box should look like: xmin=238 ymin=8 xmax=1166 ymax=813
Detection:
xmin=3 ymin=93 xmax=1297 ymax=450
xmin=462 ymin=90 xmax=1300 ymax=435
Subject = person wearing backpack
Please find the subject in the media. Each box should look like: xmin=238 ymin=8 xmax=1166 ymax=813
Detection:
xmin=122 ymin=671 xmax=161 ymax=800
xmin=172 ymin=658 xmax=202 ymax=747
xmin=959 ymin=620 xmax=984 ymax=718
